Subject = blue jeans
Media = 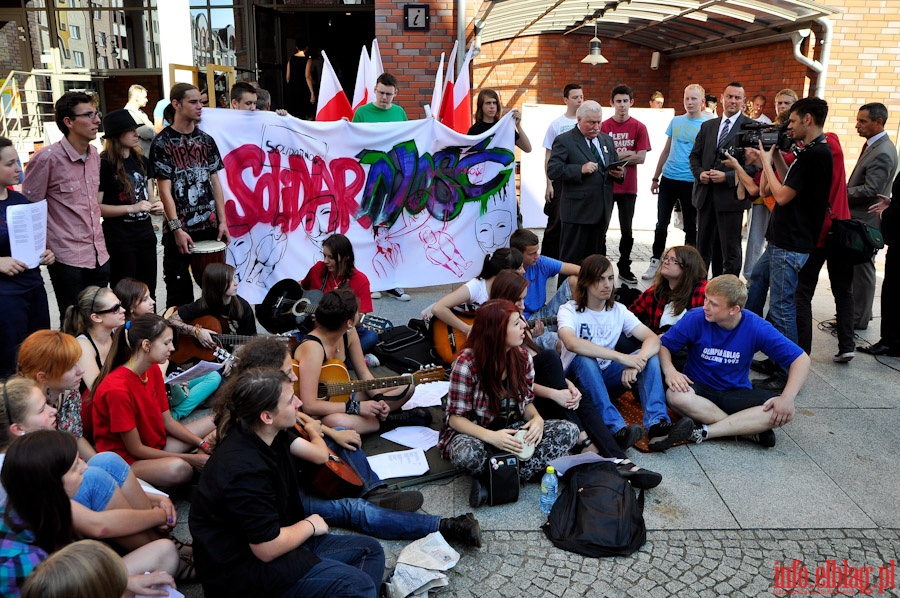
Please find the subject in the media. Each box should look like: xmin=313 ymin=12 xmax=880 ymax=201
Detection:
xmin=566 ymin=353 xmax=669 ymax=433
xmin=281 ymin=534 xmax=383 ymax=598
xmin=743 ymin=203 xmax=771 ymax=282
xmin=302 ymin=494 xmax=439 ymax=541
xmin=169 ymin=371 xmax=221 ymax=420
xmin=73 ymin=452 xmax=131 ymax=511
xmin=746 ymin=246 xmax=809 ymax=346
xmin=325 ymin=434 xmax=382 ymax=495
xmin=356 ymin=325 xmax=377 ymax=355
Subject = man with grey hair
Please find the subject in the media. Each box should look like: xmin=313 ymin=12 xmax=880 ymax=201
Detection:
xmin=847 ymin=102 xmax=897 ymax=333
xmin=547 ymin=100 xmax=625 ymax=265
xmin=124 ymin=84 xmax=156 ymax=156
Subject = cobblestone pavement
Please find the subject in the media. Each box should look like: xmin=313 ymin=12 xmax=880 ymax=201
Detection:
xmin=438 ymin=529 xmax=900 ymax=598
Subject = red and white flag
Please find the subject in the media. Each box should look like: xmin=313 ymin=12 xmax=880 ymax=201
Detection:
xmin=449 ymin=42 xmax=475 ymax=134
xmin=315 ymin=50 xmax=352 ymax=121
xmin=437 ymin=41 xmax=458 ymax=129
xmin=351 ymin=46 xmax=370 ymax=112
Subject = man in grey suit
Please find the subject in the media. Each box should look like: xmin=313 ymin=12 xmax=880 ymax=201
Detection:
xmin=847 ymin=103 xmax=898 ymax=329
xmin=690 ymin=82 xmax=755 ymax=276
xmin=547 ymin=100 xmax=625 ymax=266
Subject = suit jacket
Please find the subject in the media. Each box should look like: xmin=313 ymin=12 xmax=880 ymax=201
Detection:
xmin=689 ymin=112 xmax=754 ymax=213
xmin=547 ymin=127 xmax=618 ymax=224
xmin=847 ymin=134 xmax=898 ymax=227
xmin=883 ymin=171 xmax=900 ymax=246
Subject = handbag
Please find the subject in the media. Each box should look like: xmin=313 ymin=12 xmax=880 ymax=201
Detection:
xmin=826 ymin=217 xmax=884 ymax=265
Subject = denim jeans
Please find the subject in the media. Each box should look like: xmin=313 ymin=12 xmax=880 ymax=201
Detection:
xmin=302 ymin=494 xmax=439 ymax=541
xmin=530 ymin=278 xmax=571 ymax=352
xmin=746 ymin=246 xmax=809 ymax=346
xmin=566 ymin=352 xmax=669 ymax=433
xmin=73 ymin=452 xmax=131 ymax=511
xmin=325 ymin=435 xmax=382 ymax=495
xmin=281 ymin=534 xmax=384 ymax=598
xmin=743 ymin=203 xmax=771 ymax=283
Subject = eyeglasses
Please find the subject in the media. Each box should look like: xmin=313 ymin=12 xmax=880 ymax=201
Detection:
xmin=73 ymin=111 xmax=102 ymax=120
xmin=94 ymin=303 xmax=124 ymax=315
xmin=375 ymin=90 xmax=395 ymax=98
xmin=662 ymin=256 xmax=683 ymax=266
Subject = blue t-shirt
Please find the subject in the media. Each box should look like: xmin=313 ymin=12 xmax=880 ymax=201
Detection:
xmin=660 ymin=308 xmax=803 ymax=391
xmin=661 ymin=114 xmax=706 ymax=182
xmin=523 ymin=255 xmax=562 ymax=318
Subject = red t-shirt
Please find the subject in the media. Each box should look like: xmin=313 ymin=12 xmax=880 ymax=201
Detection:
xmin=301 ymin=261 xmax=374 ymax=313
xmin=92 ymin=365 xmax=169 ymax=464
xmin=601 ymin=116 xmax=651 ymax=195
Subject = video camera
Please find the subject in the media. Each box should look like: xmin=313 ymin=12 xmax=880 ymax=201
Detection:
xmin=718 ymin=121 xmax=793 ymax=162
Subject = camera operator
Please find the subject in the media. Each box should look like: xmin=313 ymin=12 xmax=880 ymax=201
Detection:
xmin=745 ymin=97 xmax=833 ymax=391
xmin=689 ymin=82 xmax=755 ymax=277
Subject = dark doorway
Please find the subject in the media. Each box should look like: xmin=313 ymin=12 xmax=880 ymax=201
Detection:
xmin=261 ymin=7 xmax=374 ymax=118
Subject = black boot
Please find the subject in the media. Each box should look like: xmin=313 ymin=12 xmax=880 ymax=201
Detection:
xmin=439 ymin=513 xmax=482 ymax=547
xmin=379 ymin=407 xmax=433 ymax=432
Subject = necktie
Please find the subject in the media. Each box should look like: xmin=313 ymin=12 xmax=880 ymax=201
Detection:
xmin=717 ymin=118 xmax=731 ymax=147
xmin=860 ymin=141 xmax=869 ymax=157
xmin=590 ymin=140 xmax=601 ymax=162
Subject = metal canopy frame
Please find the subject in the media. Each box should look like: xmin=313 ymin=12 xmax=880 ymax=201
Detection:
xmin=475 ymin=0 xmax=839 ymax=56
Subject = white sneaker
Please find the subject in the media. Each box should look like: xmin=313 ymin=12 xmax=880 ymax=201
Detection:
xmin=371 ymin=291 xmax=383 ymax=299
xmin=642 ymin=258 xmax=660 ymax=280
xmin=364 ymin=353 xmax=381 ymax=368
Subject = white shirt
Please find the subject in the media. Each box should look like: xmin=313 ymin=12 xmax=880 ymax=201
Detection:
xmin=542 ymin=114 xmax=578 ymax=150
xmin=557 ymin=301 xmax=641 ymax=370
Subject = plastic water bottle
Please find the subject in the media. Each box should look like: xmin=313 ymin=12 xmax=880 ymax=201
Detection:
xmin=540 ymin=466 xmax=558 ymax=514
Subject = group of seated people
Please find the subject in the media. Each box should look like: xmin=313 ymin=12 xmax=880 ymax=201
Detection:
xmin=0 ymin=223 xmax=811 ymax=597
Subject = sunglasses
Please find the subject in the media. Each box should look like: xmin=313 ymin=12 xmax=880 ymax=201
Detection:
xmin=94 ymin=303 xmax=124 ymax=315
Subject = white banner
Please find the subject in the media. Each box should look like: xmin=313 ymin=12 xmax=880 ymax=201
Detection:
xmin=199 ymin=109 xmax=517 ymax=304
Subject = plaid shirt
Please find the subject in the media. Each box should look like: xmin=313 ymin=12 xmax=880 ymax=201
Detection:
xmin=0 ymin=511 xmax=48 ymax=597
xmin=438 ymin=347 xmax=534 ymax=458
xmin=629 ymin=279 xmax=707 ymax=332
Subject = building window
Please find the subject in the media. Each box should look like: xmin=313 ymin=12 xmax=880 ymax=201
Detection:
xmin=99 ymin=55 xmax=108 ymax=69
xmin=98 ymin=32 xmax=106 ymax=47
xmin=74 ymin=51 xmax=84 ymax=67
xmin=70 ymin=24 xmax=80 ymax=39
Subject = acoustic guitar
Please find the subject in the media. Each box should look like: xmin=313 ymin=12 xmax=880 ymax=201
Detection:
xmin=316 ymin=360 xmax=445 ymax=403
xmin=168 ymin=314 xmax=295 ymax=366
xmin=293 ymin=417 xmax=364 ymax=499
xmin=430 ymin=309 xmax=558 ymax=364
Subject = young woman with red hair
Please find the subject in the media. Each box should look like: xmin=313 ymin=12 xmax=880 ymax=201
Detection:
xmin=438 ymin=299 xmax=579 ymax=505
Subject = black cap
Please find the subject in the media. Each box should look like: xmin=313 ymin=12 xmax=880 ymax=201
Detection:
xmin=102 ymin=109 xmax=140 ymax=140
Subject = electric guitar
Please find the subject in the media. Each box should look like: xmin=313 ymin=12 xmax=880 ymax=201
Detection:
xmin=316 ymin=360 xmax=445 ymax=402
xmin=430 ymin=309 xmax=558 ymax=364
xmin=293 ymin=417 xmax=364 ymax=499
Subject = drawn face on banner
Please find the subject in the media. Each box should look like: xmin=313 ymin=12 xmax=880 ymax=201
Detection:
xmin=300 ymin=195 xmax=338 ymax=249
xmin=475 ymin=198 xmax=513 ymax=254
xmin=227 ymin=230 xmax=253 ymax=281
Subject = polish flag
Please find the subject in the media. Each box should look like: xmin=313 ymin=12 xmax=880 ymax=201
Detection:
xmin=437 ymin=41 xmax=458 ymax=130
xmin=449 ymin=43 xmax=475 ymax=134
xmin=351 ymin=46 xmax=370 ymax=112
xmin=316 ymin=50 xmax=352 ymax=121
xmin=369 ymin=38 xmax=384 ymax=97
xmin=429 ymin=52 xmax=445 ymax=118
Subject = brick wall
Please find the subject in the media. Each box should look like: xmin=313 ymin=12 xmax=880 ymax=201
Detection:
xmin=667 ymin=39 xmax=812 ymax=119
xmin=375 ymin=0 xmax=462 ymax=117
xmin=474 ymin=34 xmax=671 ymax=110
xmin=0 ymin=20 xmax=24 ymax=75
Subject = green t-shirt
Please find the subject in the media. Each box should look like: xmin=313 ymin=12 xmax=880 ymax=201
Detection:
xmin=352 ymin=103 xmax=408 ymax=123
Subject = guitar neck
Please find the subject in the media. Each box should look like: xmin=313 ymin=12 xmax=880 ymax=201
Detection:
xmin=319 ymin=374 xmax=413 ymax=399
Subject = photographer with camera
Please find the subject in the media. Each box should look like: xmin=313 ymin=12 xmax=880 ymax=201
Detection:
xmin=746 ymin=97 xmax=833 ymax=391
xmin=690 ymin=82 xmax=755 ymax=277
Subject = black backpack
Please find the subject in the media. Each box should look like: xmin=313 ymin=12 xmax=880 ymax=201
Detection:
xmin=542 ymin=461 xmax=646 ymax=557
xmin=371 ymin=319 xmax=439 ymax=373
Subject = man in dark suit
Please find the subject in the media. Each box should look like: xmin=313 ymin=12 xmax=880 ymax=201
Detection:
xmin=547 ymin=100 xmax=625 ymax=266
xmin=689 ymin=82 xmax=754 ymax=276
xmin=847 ymin=103 xmax=898 ymax=330
xmin=859 ymin=176 xmax=900 ymax=356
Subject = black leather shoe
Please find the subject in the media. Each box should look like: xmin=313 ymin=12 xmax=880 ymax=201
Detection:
xmin=858 ymin=343 xmax=900 ymax=357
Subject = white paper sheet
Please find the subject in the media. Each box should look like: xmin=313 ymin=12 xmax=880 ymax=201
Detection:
xmin=6 ymin=200 xmax=46 ymax=268
xmin=164 ymin=360 xmax=223 ymax=385
xmin=401 ymin=380 xmax=448 ymax=410
xmin=367 ymin=448 xmax=429 ymax=479
xmin=380 ymin=426 xmax=439 ymax=451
